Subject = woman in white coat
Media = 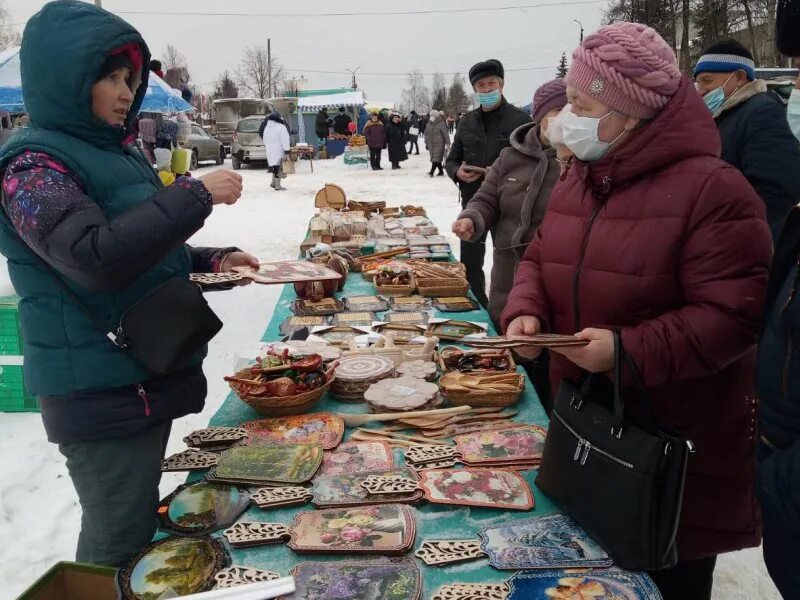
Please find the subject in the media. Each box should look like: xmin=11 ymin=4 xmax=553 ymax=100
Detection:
xmin=262 ymin=112 xmax=291 ymax=191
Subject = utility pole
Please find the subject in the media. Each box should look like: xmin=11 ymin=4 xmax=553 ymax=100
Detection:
xmin=267 ymin=38 xmax=272 ymax=99
xmin=95 ymin=0 xmax=102 ymax=6
xmin=573 ymin=19 xmax=584 ymax=43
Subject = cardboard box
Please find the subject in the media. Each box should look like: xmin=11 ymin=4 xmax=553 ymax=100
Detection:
xmin=17 ymin=562 xmax=117 ymax=600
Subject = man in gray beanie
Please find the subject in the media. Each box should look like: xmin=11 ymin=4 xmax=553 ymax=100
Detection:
xmin=445 ymin=58 xmax=531 ymax=307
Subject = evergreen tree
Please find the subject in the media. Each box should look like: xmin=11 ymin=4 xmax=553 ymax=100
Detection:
xmin=556 ymin=52 xmax=569 ymax=78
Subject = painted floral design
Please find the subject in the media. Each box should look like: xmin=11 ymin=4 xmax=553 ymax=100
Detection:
xmin=317 ymin=506 xmax=406 ymax=548
xmin=420 ymin=469 xmax=532 ymax=509
xmin=293 ymin=561 xmax=420 ymax=600
xmin=320 ymin=442 xmax=393 ymax=476
xmin=291 ymin=505 xmax=412 ymax=553
xmin=312 ymin=467 xmax=420 ymax=507
xmin=244 ymin=414 xmax=344 ymax=449
xmin=454 ymin=425 xmax=547 ymax=463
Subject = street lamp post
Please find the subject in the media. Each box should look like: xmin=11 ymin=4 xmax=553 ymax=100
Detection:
xmin=573 ymin=19 xmax=584 ymax=43
xmin=346 ymin=67 xmax=361 ymax=90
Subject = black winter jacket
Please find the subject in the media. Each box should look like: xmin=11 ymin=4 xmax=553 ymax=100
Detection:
xmin=445 ymin=98 xmax=531 ymax=205
xmin=315 ymin=111 xmax=331 ymax=138
xmin=333 ymin=113 xmax=352 ymax=135
xmin=716 ymin=81 xmax=800 ymax=241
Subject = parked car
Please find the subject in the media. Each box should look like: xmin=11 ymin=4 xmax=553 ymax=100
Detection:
xmin=188 ymin=124 xmax=225 ymax=168
xmin=230 ymin=115 xmax=267 ymax=170
xmin=212 ymin=98 xmax=271 ymax=152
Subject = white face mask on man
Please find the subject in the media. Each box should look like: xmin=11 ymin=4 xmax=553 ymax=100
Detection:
xmin=561 ymin=107 xmax=626 ymax=162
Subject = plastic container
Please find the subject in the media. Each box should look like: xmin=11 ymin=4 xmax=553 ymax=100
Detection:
xmin=0 ymin=359 xmax=38 ymax=412
xmin=0 ymin=295 xmax=22 ymax=355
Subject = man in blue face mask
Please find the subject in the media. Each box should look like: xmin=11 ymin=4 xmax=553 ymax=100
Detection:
xmin=694 ymin=40 xmax=800 ymax=241
xmin=445 ymin=58 xmax=531 ymax=307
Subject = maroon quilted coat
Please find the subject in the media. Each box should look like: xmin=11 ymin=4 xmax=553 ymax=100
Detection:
xmin=501 ymin=77 xmax=771 ymax=560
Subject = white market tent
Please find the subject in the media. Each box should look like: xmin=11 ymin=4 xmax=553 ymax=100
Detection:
xmin=297 ymin=90 xmax=365 ymax=111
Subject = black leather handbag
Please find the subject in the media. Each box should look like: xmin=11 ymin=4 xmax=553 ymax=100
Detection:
xmin=535 ymin=331 xmax=692 ymax=571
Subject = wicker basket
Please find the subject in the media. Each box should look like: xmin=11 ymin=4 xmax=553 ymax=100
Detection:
xmin=229 ymin=377 xmax=334 ymax=416
xmin=438 ymin=347 xmax=516 ymax=374
xmin=440 ymin=374 xmax=525 ymax=408
xmin=417 ymin=278 xmax=469 ymax=297
xmin=373 ymin=274 xmax=416 ymax=297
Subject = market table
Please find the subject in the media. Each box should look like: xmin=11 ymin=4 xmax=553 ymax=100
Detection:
xmin=196 ymin=266 xmax=557 ymax=598
xmin=289 ymin=146 xmax=315 ymax=173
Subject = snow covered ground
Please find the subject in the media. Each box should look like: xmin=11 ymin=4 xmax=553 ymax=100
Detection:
xmin=0 ymin=152 xmax=781 ymax=598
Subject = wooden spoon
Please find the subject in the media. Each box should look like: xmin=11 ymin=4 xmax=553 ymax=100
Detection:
xmin=336 ymin=405 xmax=471 ymax=428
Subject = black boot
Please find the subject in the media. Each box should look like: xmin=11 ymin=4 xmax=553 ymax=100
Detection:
xmin=429 ymin=164 xmax=436 ymax=177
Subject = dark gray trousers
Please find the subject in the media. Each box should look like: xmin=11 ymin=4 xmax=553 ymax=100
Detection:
xmin=58 ymin=421 xmax=172 ymax=567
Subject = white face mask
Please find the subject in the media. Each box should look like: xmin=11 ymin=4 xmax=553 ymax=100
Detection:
xmin=788 ymin=88 xmax=800 ymax=142
xmin=561 ymin=108 xmax=625 ymax=162
xmin=541 ymin=105 xmax=568 ymax=146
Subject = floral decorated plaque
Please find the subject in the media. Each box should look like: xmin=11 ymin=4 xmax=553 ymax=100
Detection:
xmin=454 ymin=425 xmax=547 ymax=465
xmin=319 ymin=441 xmax=394 ymax=476
xmin=243 ymin=413 xmax=344 ymax=450
xmin=287 ymin=504 xmax=416 ymax=554
xmin=419 ymin=469 xmax=534 ymax=511
xmin=312 ymin=467 xmax=422 ymax=508
xmin=291 ymin=559 xmax=422 ymax=600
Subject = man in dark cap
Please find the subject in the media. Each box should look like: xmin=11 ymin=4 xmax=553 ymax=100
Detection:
xmin=445 ymin=59 xmax=531 ymax=307
xmin=333 ymin=106 xmax=352 ymax=136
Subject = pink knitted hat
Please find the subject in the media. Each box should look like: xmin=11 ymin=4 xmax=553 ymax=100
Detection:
xmin=565 ymin=22 xmax=681 ymax=119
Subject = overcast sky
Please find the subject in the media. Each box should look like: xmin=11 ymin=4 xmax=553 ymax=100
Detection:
xmin=4 ymin=0 xmax=607 ymax=107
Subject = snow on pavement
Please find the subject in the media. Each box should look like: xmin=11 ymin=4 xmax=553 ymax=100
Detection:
xmin=0 ymin=152 xmax=780 ymax=598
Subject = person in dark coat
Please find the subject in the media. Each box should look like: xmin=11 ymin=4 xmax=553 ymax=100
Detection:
xmin=385 ymin=113 xmax=408 ymax=169
xmin=333 ymin=106 xmax=352 ymax=135
xmin=502 ymin=23 xmax=770 ymax=600
xmin=315 ymin=107 xmax=332 ymax=144
xmin=0 ymin=1 xmax=254 ymax=568
xmin=453 ymin=79 xmax=568 ymax=413
xmin=148 ymin=59 xmax=163 ymax=79
xmin=694 ymin=40 xmax=800 ymax=241
xmin=424 ymin=109 xmax=450 ymax=176
xmin=407 ymin=110 xmax=420 ymax=155
xmin=445 ymin=59 xmax=531 ymax=307
xmin=363 ymin=112 xmax=386 ymax=170
xmin=755 ymin=5 xmax=800 ymax=596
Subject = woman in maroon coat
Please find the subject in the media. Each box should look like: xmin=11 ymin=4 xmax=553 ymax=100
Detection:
xmin=502 ymin=22 xmax=771 ymax=600
xmin=363 ymin=112 xmax=386 ymax=171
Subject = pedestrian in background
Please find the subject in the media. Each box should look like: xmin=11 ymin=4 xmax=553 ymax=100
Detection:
xmin=424 ymin=109 xmax=450 ymax=177
xmin=445 ymin=58 xmax=531 ymax=307
xmin=363 ymin=112 xmax=386 ymax=171
xmin=694 ymin=40 xmax=800 ymax=241
xmin=407 ymin=110 xmax=420 ymax=155
xmin=263 ymin=112 xmax=290 ymax=191
xmin=385 ymin=112 xmax=408 ymax=169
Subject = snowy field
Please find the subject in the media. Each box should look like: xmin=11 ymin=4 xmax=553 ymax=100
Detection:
xmin=0 ymin=151 xmax=780 ymax=599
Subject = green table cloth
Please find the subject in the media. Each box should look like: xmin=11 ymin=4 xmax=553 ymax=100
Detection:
xmin=194 ymin=267 xmax=557 ymax=598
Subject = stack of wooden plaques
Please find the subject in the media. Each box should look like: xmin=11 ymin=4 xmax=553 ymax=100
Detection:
xmin=364 ymin=377 xmax=442 ymax=413
xmin=330 ymin=355 xmax=396 ymax=402
xmin=411 ymin=262 xmax=469 ymax=297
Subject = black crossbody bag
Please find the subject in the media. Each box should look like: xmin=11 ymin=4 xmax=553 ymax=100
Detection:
xmin=535 ymin=331 xmax=693 ymax=571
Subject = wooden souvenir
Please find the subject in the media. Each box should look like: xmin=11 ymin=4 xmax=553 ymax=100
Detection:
xmin=505 ymin=570 xmax=661 ymax=600
xmin=343 ymin=295 xmax=390 ymax=312
xmin=364 ymin=377 xmax=440 ymax=413
xmin=161 ymin=448 xmax=219 ymax=472
xmin=189 ymin=272 xmax=246 ymax=285
xmin=415 ymin=540 xmax=485 ymax=566
xmin=454 ymin=425 xmax=547 ymax=467
xmin=184 ymin=426 xmax=248 ymax=449
xmin=206 ymin=444 xmax=323 ymax=485
xmin=425 ymin=319 xmax=487 ymax=342
xmin=156 ymin=481 xmax=250 ymax=537
xmin=373 ymin=322 xmax=427 ymax=345
xmin=242 ymin=413 xmax=345 ymax=450
xmin=439 ymin=372 xmax=525 ymax=408
xmin=432 ymin=296 xmax=480 ymax=313
xmin=319 ymin=441 xmax=394 ymax=476
xmin=385 ymin=311 xmax=429 ymax=325
xmin=439 ymin=347 xmax=515 ymax=374
xmin=396 ymin=360 xmax=438 ymax=381
xmin=214 ymin=566 xmax=281 ymax=589
xmin=117 ymin=536 xmax=230 ymax=600
xmin=464 ymin=334 xmax=589 ymax=350
xmin=314 ymin=326 xmax=366 ymax=348
xmin=432 ymin=584 xmax=510 ymax=600
xmin=280 ymin=340 xmax=343 ymax=362
xmin=388 ymin=295 xmax=429 ymax=312
xmin=311 ymin=467 xmax=423 ymax=508
xmin=331 ymin=355 xmax=396 ymax=402
xmin=233 ymin=260 xmax=342 ymax=285
xmin=280 ymin=315 xmax=328 ymax=336
xmin=333 ymin=311 xmax=376 ymax=327
xmin=374 ymin=270 xmax=416 ymax=297
xmin=251 ymin=486 xmax=314 ymax=509
xmin=224 ymin=522 xmax=291 ymax=548
xmin=293 ymin=297 xmax=345 ymax=317
xmin=291 ymin=559 xmax=422 ymax=600
xmin=336 ymin=405 xmax=471 ymax=428
xmin=315 ymin=183 xmax=347 ymax=208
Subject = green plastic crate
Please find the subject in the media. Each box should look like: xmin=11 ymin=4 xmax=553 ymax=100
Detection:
xmin=0 ymin=295 xmax=22 ymax=355
xmin=0 ymin=364 xmax=38 ymax=412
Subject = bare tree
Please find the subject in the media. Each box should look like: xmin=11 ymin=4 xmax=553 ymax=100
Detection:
xmin=163 ymin=44 xmax=188 ymax=70
xmin=237 ymin=45 xmax=284 ymax=99
xmin=0 ymin=1 xmax=20 ymax=51
xmin=400 ymin=70 xmax=430 ymax=114
xmin=680 ymin=0 xmax=693 ymax=72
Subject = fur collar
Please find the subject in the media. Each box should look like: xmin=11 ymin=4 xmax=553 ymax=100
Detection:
xmin=714 ymin=79 xmax=768 ymax=119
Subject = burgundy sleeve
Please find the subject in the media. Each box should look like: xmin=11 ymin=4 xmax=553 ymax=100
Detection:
xmin=620 ymin=166 xmax=772 ymax=387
